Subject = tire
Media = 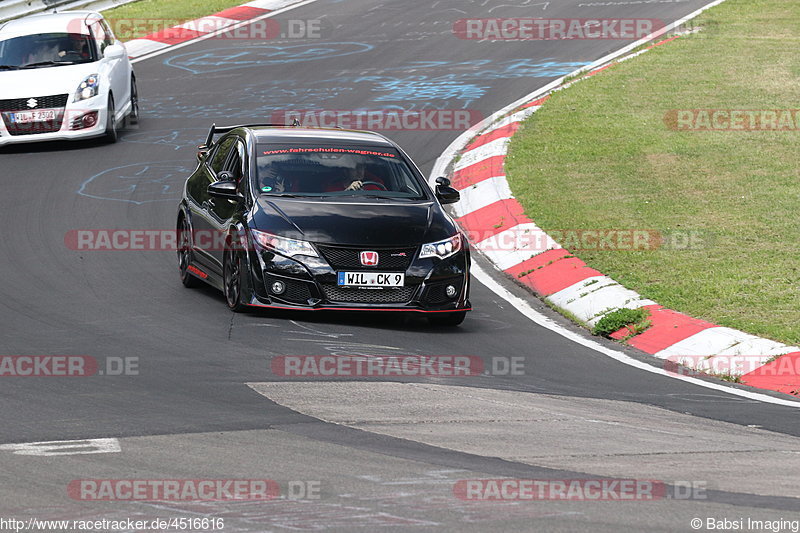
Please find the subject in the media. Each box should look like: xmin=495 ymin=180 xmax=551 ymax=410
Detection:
xmin=427 ymin=311 xmax=467 ymax=327
xmin=128 ymin=76 xmax=139 ymax=125
xmin=178 ymin=217 xmax=202 ymax=288
xmin=104 ymin=94 xmax=117 ymax=143
xmin=223 ymin=248 xmax=247 ymax=312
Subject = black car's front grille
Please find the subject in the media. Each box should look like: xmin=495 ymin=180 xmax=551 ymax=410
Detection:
xmin=317 ymin=245 xmax=417 ymax=271
xmin=321 ymin=285 xmax=416 ymax=304
xmin=0 ymin=94 xmax=69 ymax=112
xmin=0 ymin=95 xmax=69 ymax=136
xmin=264 ymin=274 xmax=315 ymax=305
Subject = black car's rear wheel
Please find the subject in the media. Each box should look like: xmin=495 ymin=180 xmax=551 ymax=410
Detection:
xmin=178 ymin=217 xmax=201 ymax=288
xmin=223 ymin=249 xmax=247 ymax=312
xmin=427 ymin=311 xmax=467 ymax=327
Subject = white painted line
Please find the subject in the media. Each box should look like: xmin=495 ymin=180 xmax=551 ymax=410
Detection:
xmin=453 ymin=137 xmax=509 ymax=172
xmin=470 ymin=262 xmax=800 ymax=408
xmin=452 ymin=177 xmax=512 ymax=217
xmin=0 ymin=438 xmax=121 ymax=456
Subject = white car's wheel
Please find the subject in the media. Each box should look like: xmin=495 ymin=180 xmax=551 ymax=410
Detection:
xmin=104 ymin=94 xmax=117 ymax=143
xmin=128 ymin=76 xmax=139 ymax=125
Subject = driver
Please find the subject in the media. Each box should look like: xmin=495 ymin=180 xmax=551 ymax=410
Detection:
xmin=58 ymin=35 xmax=89 ymax=59
xmin=344 ymin=162 xmax=366 ymax=191
xmin=331 ymin=162 xmax=385 ymax=191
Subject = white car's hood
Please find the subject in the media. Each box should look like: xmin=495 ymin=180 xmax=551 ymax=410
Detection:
xmin=0 ymin=63 xmax=99 ymax=100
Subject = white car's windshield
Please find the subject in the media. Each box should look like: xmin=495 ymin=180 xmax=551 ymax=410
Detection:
xmin=0 ymin=33 xmax=96 ymax=70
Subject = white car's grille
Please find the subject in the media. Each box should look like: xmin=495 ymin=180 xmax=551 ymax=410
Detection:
xmin=0 ymin=94 xmax=68 ymax=111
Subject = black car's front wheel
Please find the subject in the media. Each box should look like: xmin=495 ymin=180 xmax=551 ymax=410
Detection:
xmin=223 ymin=249 xmax=247 ymax=312
xmin=427 ymin=311 xmax=467 ymax=327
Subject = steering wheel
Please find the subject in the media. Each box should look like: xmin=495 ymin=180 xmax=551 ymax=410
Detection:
xmin=359 ymin=180 xmax=387 ymax=191
xmin=60 ymin=51 xmax=83 ymax=61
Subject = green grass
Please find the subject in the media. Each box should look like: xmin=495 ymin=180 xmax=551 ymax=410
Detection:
xmin=505 ymin=0 xmax=800 ymax=346
xmin=592 ymin=308 xmax=650 ymax=338
xmin=103 ymin=0 xmax=249 ymax=41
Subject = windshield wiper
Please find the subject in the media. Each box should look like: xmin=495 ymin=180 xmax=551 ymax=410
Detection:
xmin=0 ymin=65 xmax=19 ymax=70
xmin=21 ymin=60 xmax=75 ymax=69
xmin=263 ymin=193 xmax=301 ymax=198
xmin=360 ymin=194 xmax=398 ymax=200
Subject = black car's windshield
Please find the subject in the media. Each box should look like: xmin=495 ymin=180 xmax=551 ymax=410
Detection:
xmin=256 ymin=145 xmax=428 ymax=200
xmin=0 ymin=33 xmax=96 ymax=69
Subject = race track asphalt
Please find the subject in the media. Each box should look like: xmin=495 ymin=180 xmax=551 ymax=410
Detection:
xmin=2 ymin=0 xmax=799 ymax=530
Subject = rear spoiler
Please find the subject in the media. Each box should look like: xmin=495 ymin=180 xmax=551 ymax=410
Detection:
xmin=201 ymin=120 xmax=300 ymax=149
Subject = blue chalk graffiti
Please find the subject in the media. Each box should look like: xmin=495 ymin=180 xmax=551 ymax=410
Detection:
xmin=165 ymin=42 xmax=374 ymax=74
xmin=78 ymin=162 xmax=194 ymax=205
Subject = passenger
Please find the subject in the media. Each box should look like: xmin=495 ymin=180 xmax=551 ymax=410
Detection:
xmin=260 ymin=165 xmax=285 ymax=193
xmin=25 ymin=42 xmax=59 ymax=65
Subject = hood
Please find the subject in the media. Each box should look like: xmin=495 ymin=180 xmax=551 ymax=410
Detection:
xmin=253 ymin=198 xmax=456 ymax=246
xmin=0 ymin=63 xmax=98 ymax=100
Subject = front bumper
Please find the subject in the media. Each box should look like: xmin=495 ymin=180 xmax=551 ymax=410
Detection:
xmin=244 ymin=242 xmax=471 ymax=313
xmin=0 ymin=96 xmax=109 ymax=146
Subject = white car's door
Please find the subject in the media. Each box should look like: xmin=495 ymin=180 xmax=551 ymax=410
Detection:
xmin=89 ymin=18 xmax=129 ymax=114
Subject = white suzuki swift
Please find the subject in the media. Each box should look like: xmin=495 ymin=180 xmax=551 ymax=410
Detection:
xmin=0 ymin=11 xmax=138 ymax=145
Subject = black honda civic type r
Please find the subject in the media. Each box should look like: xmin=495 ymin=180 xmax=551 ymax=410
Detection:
xmin=176 ymin=123 xmax=471 ymax=326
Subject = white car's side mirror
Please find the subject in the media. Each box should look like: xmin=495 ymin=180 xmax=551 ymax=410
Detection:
xmin=103 ymin=44 xmax=126 ymax=60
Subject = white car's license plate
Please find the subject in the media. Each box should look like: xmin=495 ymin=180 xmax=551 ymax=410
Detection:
xmin=337 ymin=272 xmax=404 ymax=287
xmin=10 ymin=109 xmax=57 ymax=124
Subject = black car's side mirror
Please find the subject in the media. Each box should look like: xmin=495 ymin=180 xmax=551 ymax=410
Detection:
xmin=208 ymin=180 xmax=240 ymax=200
xmin=434 ymin=176 xmax=460 ymax=205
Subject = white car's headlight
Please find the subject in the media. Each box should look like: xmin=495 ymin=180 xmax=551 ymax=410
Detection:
xmin=420 ymin=234 xmax=462 ymax=260
xmin=74 ymin=74 xmax=99 ymax=102
xmin=251 ymin=229 xmax=318 ymax=258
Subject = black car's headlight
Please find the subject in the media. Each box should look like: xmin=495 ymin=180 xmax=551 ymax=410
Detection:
xmin=420 ymin=234 xmax=462 ymax=260
xmin=74 ymin=74 xmax=100 ymax=102
xmin=251 ymin=229 xmax=318 ymax=258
